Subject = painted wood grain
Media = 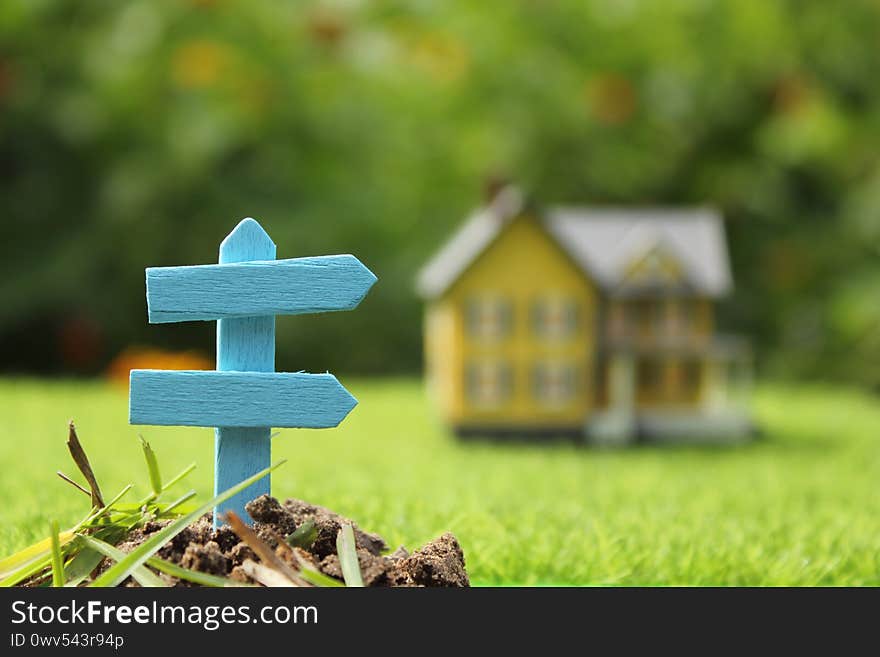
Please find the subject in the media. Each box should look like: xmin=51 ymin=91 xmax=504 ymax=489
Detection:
xmin=214 ymin=218 xmax=275 ymax=526
xmin=128 ymin=370 xmax=358 ymax=428
xmin=146 ymin=254 xmax=377 ymax=323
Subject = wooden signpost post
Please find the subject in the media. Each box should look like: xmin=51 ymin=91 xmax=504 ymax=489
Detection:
xmin=129 ymin=218 xmax=376 ymax=527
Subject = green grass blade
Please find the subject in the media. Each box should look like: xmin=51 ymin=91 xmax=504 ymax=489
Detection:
xmin=90 ymin=460 xmax=285 ymax=587
xmin=0 ymin=555 xmax=52 ymax=588
xmin=84 ymin=484 xmax=133 ymax=525
xmin=285 ymin=518 xmax=317 ymax=549
xmin=63 ymin=548 xmax=105 ymax=587
xmin=64 ymin=526 xmax=128 ymax=586
xmin=160 ymin=490 xmax=196 ymax=515
xmin=49 ymin=521 xmax=64 ymax=587
xmin=298 ymin=563 xmax=345 ymax=588
xmin=103 ymin=484 xmax=134 ymax=510
xmin=336 ymin=523 xmax=363 ymax=587
xmin=146 ymin=557 xmax=251 ymax=587
xmin=78 ymin=536 xmax=167 ymax=587
xmin=139 ymin=436 xmax=162 ymax=497
xmin=0 ymin=531 xmax=76 ymax=583
xmin=161 ymin=462 xmax=197 ymax=492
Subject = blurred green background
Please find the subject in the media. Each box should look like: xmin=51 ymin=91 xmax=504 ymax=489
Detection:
xmin=1 ymin=0 xmax=878 ymax=386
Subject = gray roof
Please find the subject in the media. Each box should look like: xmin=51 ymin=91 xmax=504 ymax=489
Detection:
xmin=545 ymin=207 xmax=732 ymax=296
xmin=416 ymin=190 xmax=732 ymax=299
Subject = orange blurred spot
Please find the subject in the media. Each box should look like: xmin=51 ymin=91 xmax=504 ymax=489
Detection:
xmin=585 ymin=73 xmax=637 ymax=125
xmin=307 ymin=9 xmax=347 ymax=47
xmin=106 ymin=346 xmax=213 ymax=387
xmin=172 ymin=40 xmax=229 ymax=89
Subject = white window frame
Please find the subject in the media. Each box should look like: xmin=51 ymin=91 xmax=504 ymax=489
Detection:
xmin=465 ymin=360 xmax=512 ymax=409
xmin=465 ymin=296 xmax=512 ymax=342
xmin=532 ymin=361 xmax=578 ymax=408
xmin=532 ymin=297 xmax=578 ymax=340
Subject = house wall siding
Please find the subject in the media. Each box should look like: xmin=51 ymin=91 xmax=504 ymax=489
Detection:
xmin=426 ymin=214 xmax=599 ymax=430
xmin=424 ymin=299 xmax=462 ymax=420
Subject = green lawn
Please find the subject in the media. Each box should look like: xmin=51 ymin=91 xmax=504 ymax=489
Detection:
xmin=0 ymin=378 xmax=878 ymax=585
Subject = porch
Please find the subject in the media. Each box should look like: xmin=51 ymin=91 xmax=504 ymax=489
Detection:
xmin=586 ymin=335 xmax=753 ymax=445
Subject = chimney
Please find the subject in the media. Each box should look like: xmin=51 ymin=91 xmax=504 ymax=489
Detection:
xmin=483 ymin=174 xmax=510 ymax=204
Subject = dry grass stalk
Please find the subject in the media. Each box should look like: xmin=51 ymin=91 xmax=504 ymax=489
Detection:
xmin=224 ymin=510 xmax=309 ymax=586
xmin=66 ymin=421 xmax=104 ymax=508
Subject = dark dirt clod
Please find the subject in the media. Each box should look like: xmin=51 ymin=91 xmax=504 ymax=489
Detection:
xmin=211 ymin=526 xmax=240 ymax=553
xmin=228 ymin=542 xmax=257 ymax=566
xmin=180 ymin=541 xmax=229 ymax=577
xmin=253 ymin=525 xmax=284 ymax=551
xmin=245 ymin=495 xmax=298 ymax=535
xmin=89 ymin=496 xmax=467 ymax=587
xmin=157 ymin=516 xmax=213 ymax=563
xmin=280 ymin=497 xmax=388 ymax=558
xmin=142 ymin=520 xmax=165 ymax=534
xmin=388 ymin=546 xmax=410 ymax=561
xmin=319 ymin=548 xmax=394 ymax=587
xmin=391 ymin=533 xmax=469 ymax=587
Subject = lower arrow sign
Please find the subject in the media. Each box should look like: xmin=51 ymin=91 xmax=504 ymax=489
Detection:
xmin=129 ymin=370 xmax=358 ymax=428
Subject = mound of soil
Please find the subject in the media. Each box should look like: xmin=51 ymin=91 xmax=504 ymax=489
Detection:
xmin=94 ymin=495 xmax=469 ymax=587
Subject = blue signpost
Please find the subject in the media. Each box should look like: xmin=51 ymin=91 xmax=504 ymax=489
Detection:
xmin=129 ymin=218 xmax=376 ymax=527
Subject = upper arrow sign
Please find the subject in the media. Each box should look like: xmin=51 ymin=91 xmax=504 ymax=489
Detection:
xmin=146 ymin=253 xmax=377 ymax=323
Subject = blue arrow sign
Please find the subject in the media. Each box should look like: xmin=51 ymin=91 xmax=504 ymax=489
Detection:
xmin=129 ymin=370 xmax=357 ymax=428
xmin=128 ymin=217 xmax=375 ymax=527
xmin=146 ymin=254 xmax=377 ymax=323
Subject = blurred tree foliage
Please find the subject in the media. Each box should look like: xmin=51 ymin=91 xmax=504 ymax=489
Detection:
xmin=0 ymin=0 xmax=878 ymax=387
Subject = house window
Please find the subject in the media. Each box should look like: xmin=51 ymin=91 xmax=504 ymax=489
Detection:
xmin=636 ymin=358 xmax=661 ymax=402
xmin=681 ymin=360 xmax=702 ymax=396
xmin=532 ymin=362 xmax=578 ymax=407
xmin=632 ymin=299 xmax=659 ymax=338
xmin=666 ymin=299 xmax=697 ymax=336
xmin=465 ymin=297 xmax=512 ymax=341
xmin=532 ymin=298 xmax=578 ymax=340
xmin=465 ymin=361 xmax=512 ymax=408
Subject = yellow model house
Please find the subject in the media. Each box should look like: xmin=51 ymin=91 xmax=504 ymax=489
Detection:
xmin=416 ymin=185 xmax=752 ymax=444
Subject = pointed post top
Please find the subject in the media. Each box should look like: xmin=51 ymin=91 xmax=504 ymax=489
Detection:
xmin=220 ymin=218 xmax=276 ymax=264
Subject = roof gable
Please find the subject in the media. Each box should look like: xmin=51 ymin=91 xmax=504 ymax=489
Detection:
xmin=619 ymin=241 xmax=691 ymax=290
xmin=417 ymin=189 xmax=733 ymax=299
xmin=545 ymin=207 xmax=732 ymax=296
